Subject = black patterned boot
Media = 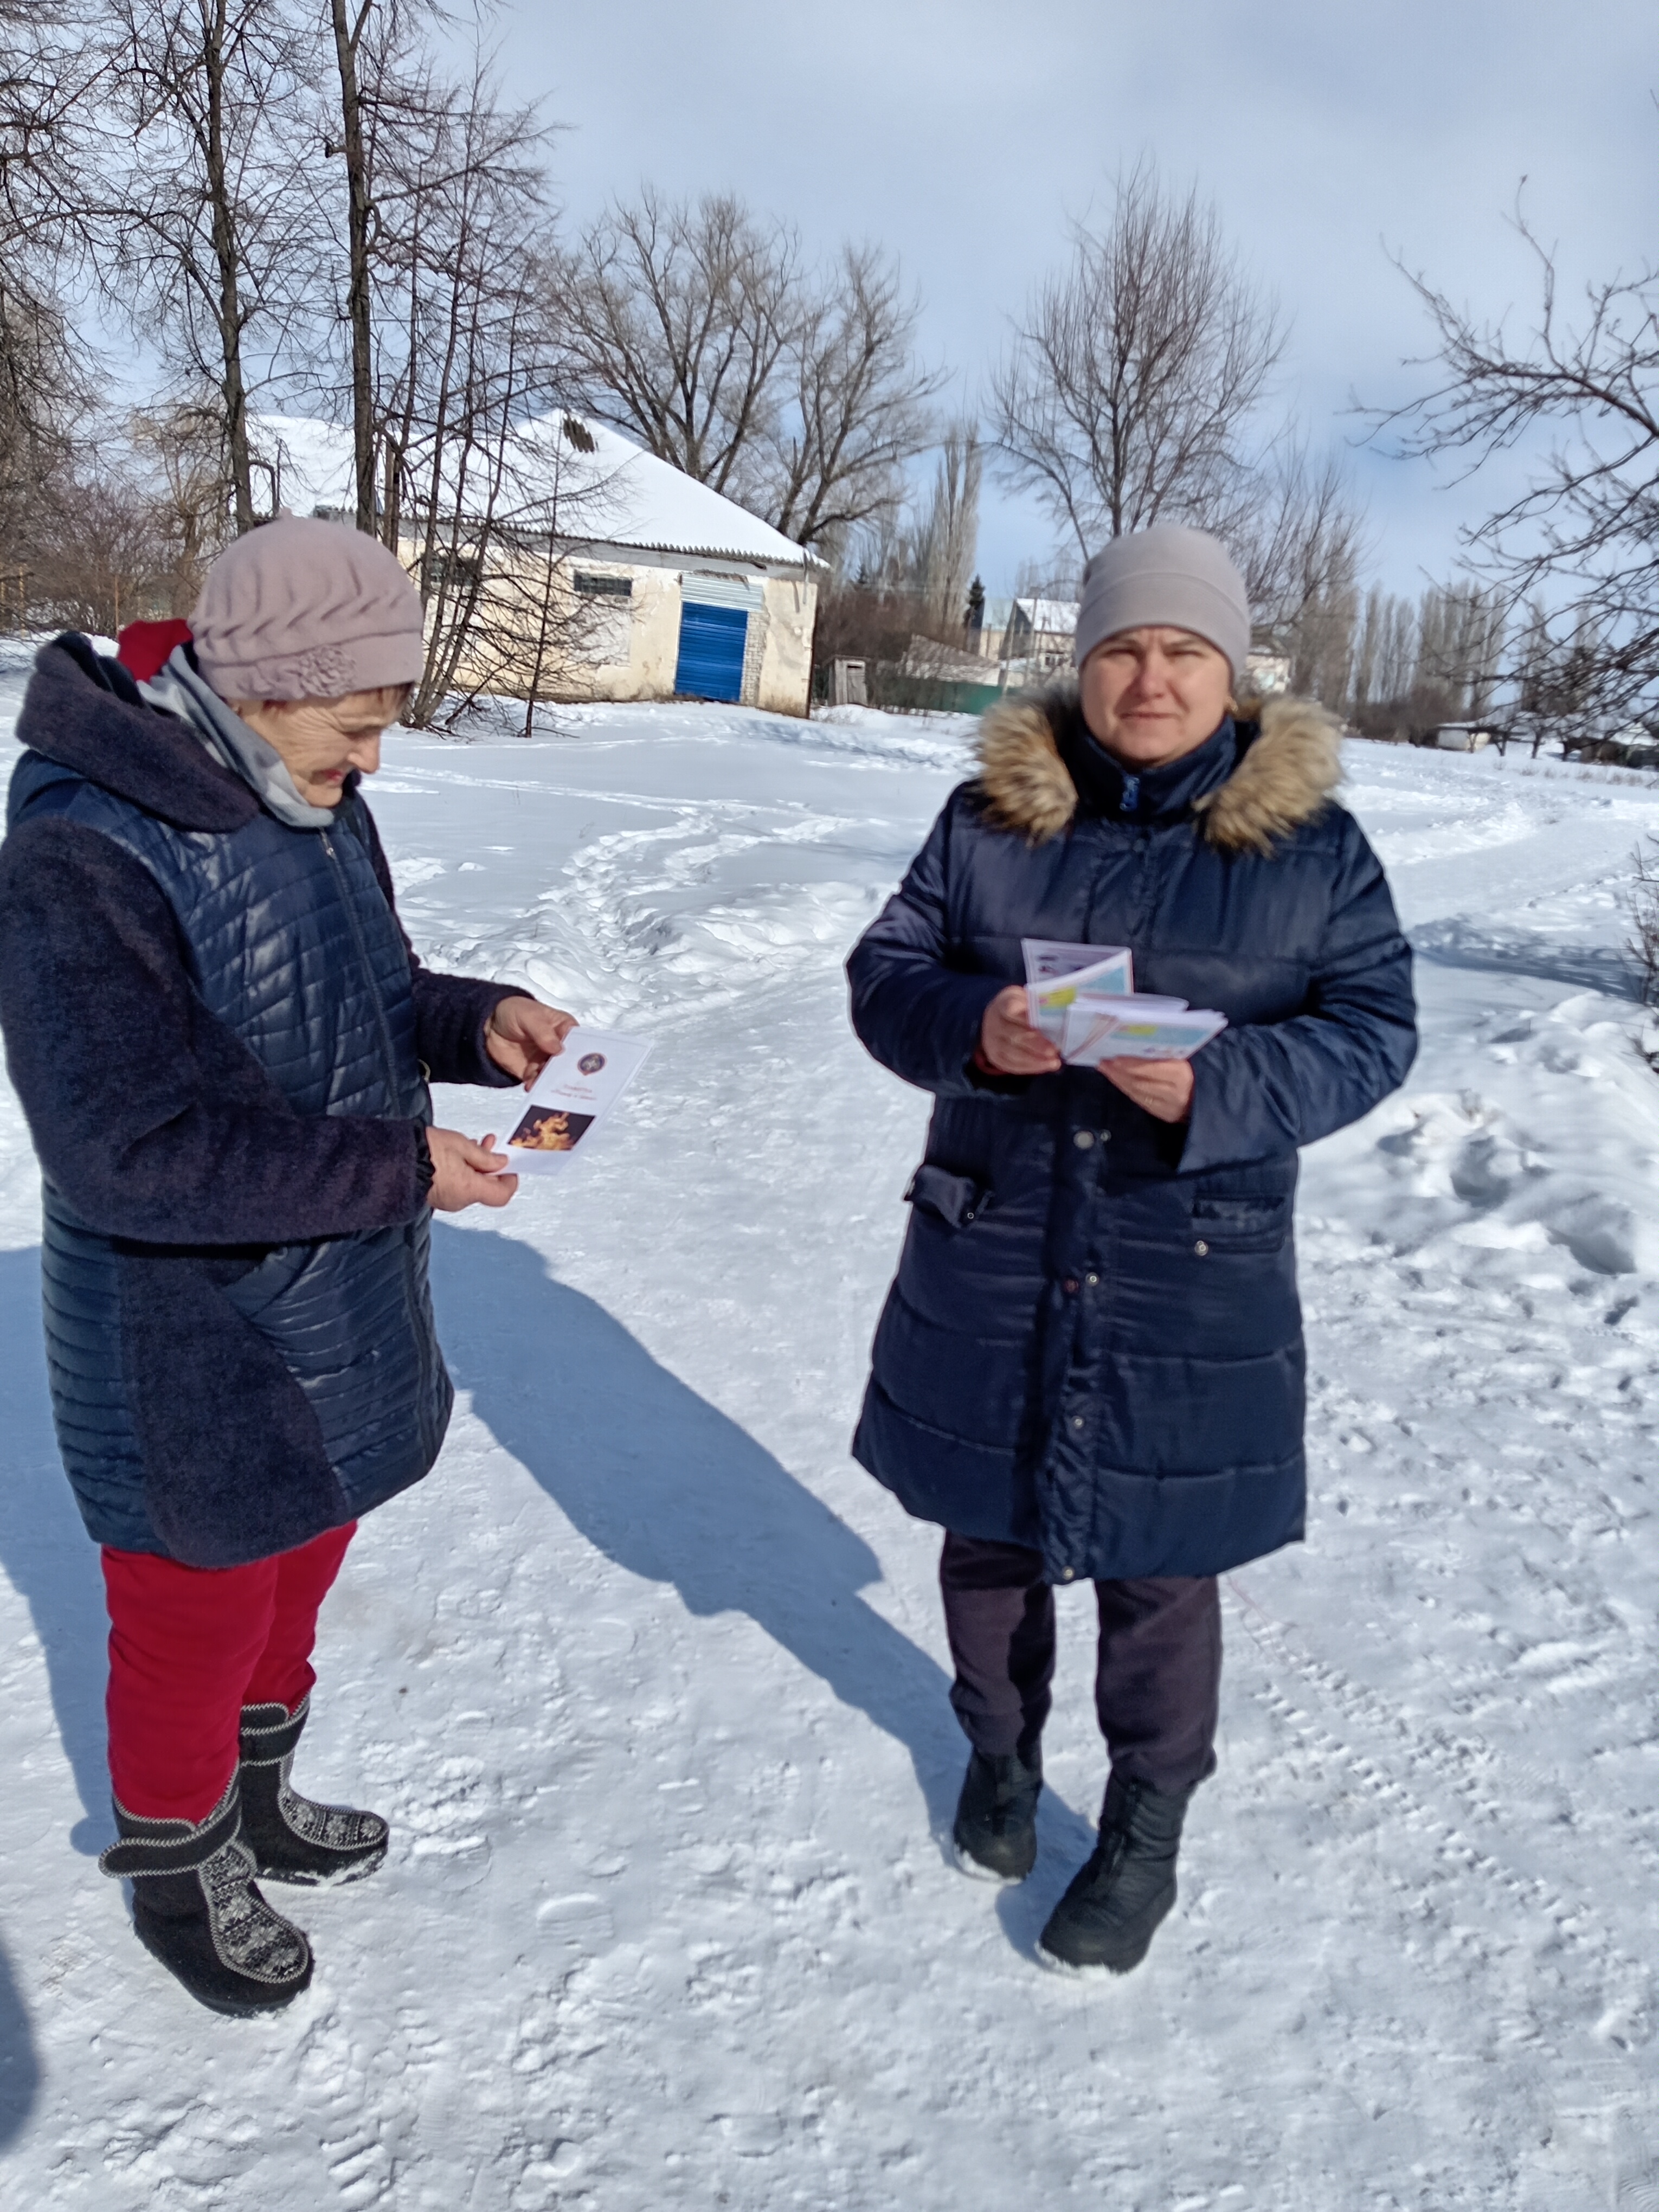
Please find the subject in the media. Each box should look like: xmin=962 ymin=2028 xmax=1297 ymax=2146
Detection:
xmin=953 ymin=1746 xmax=1043 ymax=1882
xmin=237 ymin=1696 xmax=389 ymax=1887
xmin=1038 ymin=1772 xmax=1194 ymax=1972
xmin=100 ymin=1780 xmax=313 ymax=2015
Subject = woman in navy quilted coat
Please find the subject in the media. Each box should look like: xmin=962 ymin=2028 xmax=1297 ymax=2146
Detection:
xmin=0 ymin=520 xmax=576 ymax=2014
xmin=847 ymin=528 xmax=1416 ymax=1973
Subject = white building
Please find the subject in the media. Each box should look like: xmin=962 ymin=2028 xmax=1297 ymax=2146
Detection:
xmin=967 ymin=595 xmax=1079 ymax=684
xmin=253 ymin=414 xmax=822 ymax=716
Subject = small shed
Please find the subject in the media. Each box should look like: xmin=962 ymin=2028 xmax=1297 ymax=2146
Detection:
xmin=253 ymin=414 xmax=822 ymax=716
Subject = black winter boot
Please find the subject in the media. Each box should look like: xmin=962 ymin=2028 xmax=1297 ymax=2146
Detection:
xmin=100 ymin=1780 xmax=313 ymax=2016
xmin=1038 ymin=1772 xmax=1194 ymax=1972
xmin=953 ymin=1747 xmax=1043 ymax=1882
xmin=237 ymin=1696 xmax=389 ymax=1887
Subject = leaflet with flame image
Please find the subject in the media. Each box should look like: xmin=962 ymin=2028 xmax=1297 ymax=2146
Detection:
xmin=500 ymin=1028 xmax=653 ymax=1173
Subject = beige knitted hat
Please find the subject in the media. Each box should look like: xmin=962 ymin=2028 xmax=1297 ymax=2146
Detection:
xmin=192 ymin=517 xmax=427 ymax=702
xmin=1073 ymin=526 xmax=1251 ymax=678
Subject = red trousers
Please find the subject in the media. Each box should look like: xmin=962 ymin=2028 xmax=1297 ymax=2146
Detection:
xmin=102 ymin=1522 xmax=356 ymax=1823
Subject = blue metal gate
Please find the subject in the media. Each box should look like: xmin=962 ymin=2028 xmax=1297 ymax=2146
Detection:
xmin=674 ymin=601 xmax=748 ymax=702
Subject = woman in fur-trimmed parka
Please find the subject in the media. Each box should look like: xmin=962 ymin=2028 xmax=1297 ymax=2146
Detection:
xmin=846 ymin=526 xmax=1416 ymax=1973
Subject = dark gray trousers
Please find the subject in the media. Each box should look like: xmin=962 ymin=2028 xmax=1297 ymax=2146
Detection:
xmin=938 ymin=1532 xmax=1221 ymax=1795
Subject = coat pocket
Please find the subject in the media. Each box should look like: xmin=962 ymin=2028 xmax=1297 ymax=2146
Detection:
xmin=904 ymin=1163 xmax=991 ymax=1231
xmin=218 ymin=1241 xmax=317 ymax=1323
xmin=1190 ymin=1193 xmax=1290 ymax=1254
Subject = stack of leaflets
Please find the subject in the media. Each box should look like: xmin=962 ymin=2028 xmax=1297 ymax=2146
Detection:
xmin=1022 ymin=940 xmax=1227 ymax=1066
xmin=499 ymin=1029 xmax=653 ymax=1174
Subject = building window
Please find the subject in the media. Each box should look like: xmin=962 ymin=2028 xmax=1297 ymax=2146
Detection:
xmin=574 ymin=571 xmax=632 ymax=599
xmin=424 ymin=550 xmax=481 ymax=596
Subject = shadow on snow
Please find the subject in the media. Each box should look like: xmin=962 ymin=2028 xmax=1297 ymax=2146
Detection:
xmin=0 ymin=1249 xmax=110 ymax=1856
xmin=0 ymin=1932 xmax=38 ymax=2156
xmin=1410 ymin=916 xmax=1641 ymax=1000
xmin=0 ymin=1227 xmax=1098 ymax=1997
xmin=0 ymin=1248 xmax=74 ymax=2155
xmin=430 ymin=1224 xmax=1098 ymax=1946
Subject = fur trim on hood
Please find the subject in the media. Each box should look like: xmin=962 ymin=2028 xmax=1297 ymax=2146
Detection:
xmin=976 ymin=685 xmax=1343 ymax=856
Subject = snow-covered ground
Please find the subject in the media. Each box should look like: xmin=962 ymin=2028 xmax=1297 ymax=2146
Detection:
xmin=0 ymin=659 xmax=1654 ymax=2210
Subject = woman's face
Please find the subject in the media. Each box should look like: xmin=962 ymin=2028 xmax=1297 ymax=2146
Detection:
xmin=230 ymin=687 xmax=407 ymax=807
xmin=1079 ymin=627 xmax=1233 ymax=768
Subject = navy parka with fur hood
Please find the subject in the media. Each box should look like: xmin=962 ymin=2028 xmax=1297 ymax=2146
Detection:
xmin=847 ymin=686 xmax=1417 ymax=1584
xmin=0 ymin=636 xmax=522 ymax=1567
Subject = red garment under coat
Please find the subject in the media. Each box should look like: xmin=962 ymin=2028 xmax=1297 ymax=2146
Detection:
xmin=102 ymin=1522 xmax=355 ymax=1822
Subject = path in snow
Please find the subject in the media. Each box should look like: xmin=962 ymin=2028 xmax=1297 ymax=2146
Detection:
xmin=0 ymin=668 xmax=1653 ymax=2209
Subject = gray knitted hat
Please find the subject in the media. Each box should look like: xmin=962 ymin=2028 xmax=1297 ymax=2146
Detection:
xmin=192 ymin=517 xmax=427 ymax=702
xmin=1073 ymin=526 xmax=1250 ymax=678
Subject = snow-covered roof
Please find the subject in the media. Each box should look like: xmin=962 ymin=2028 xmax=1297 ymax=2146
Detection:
xmin=250 ymin=413 xmax=820 ymax=571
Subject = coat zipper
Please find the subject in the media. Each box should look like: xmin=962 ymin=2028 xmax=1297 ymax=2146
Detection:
xmin=320 ymin=822 xmax=439 ymax=1460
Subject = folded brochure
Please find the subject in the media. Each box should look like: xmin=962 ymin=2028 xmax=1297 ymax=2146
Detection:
xmin=500 ymin=1028 xmax=652 ymax=1172
xmin=1061 ymin=998 xmax=1227 ymax=1063
xmin=1021 ymin=939 xmax=1225 ymax=1065
xmin=1022 ymin=938 xmax=1135 ymax=992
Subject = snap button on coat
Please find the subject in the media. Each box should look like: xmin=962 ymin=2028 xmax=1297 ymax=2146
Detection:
xmin=1072 ymin=1129 xmax=1095 ymax=1149
xmin=1194 ymin=1239 xmax=1210 ymax=1256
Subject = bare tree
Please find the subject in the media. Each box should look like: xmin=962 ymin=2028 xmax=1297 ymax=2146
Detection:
xmin=1379 ymin=202 xmax=1658 ymax=728
xmin=1244 ymin=442 xmax=1365 ymax=655
xmin=326 ymin=0 xmax=377 ymax=533
xmin=899 ymin=417 xmax=981 ymax=625
xmin=1414 ymin=581 xmax=1507 ymax=718
xmin=320 ymin=0 xmax=452 ymax=535
xmin=350 ymin=60 xmax=564 ymax=722
xmin=991 ymin=163 xmax=1286 ymax=555
xmin=554 ymin=191 xmax=939 ymax=549
xmin=1350 ymin=585 xmax=1419 ymax=724
xmin=552 ymin=188 xmax=797 ymax=504
xmin=0 ymin=2 xmax=96 ymax=553
xmin=449 ymin=422 xmax=623 ymax=735
xmin=763 ymin=243 xmax=943 ymax=549
xmin=129 ymin=399 xmax=236 ymax=612
xmin=86 ymin=0 xmax=316 ymax=533
xmin=26 ymin=451 xmax=172 ymax=634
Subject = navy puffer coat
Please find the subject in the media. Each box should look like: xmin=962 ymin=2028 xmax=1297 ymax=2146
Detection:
xmin=847 ymin=686 xmax=1416 ymax=1585
xmin=0 ymin=637 xmax=521 ymax=1566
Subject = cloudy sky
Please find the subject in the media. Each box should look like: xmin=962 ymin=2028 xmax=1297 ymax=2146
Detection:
xmin=484 ymin=0 xmax=1654 ymax=600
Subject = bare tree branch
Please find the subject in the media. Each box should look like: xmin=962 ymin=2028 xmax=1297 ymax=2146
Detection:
xmin=990 ymin=163 xmax=1286 ymax=556
xmin=551 ymin=188 xmax=797 ymax=501
xmin=0 ymin=2 xmax=98 ymax=547
xmin=552 ymin=194 xmax=939 ymax=549
xmin=83 ymin=0 xmax=319 ymax=532
xmin=1373 ymin=199 xmax=1659 ymax=726
xmin=764 ymin=242 xmax=944 ymax=548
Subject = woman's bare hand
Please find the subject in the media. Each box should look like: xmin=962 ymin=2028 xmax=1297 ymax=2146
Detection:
xmin=1100 ymin=1058 xmax=1194 ymax=1123
xmin=485 ymin=995 xmax=578 ymax=1086
xmin=426 ymin=1127 xmax=518 ymax=1210
xmin=979 ymin=985 xmax=1063 ymax=1076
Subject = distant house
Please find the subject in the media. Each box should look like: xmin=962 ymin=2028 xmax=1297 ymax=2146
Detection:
xmin=1431 ymin=722 xmax=1497 ymax=752
xmin=967 ymin=595 xmax=1079 ymax=685
xmin=1244 ymin=648 xmax=1291 ymax=697
xmin=253 ymin=414 xmax=822 ymax=716
xmin=970 ymin=598 xmax=1284 ymax=693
